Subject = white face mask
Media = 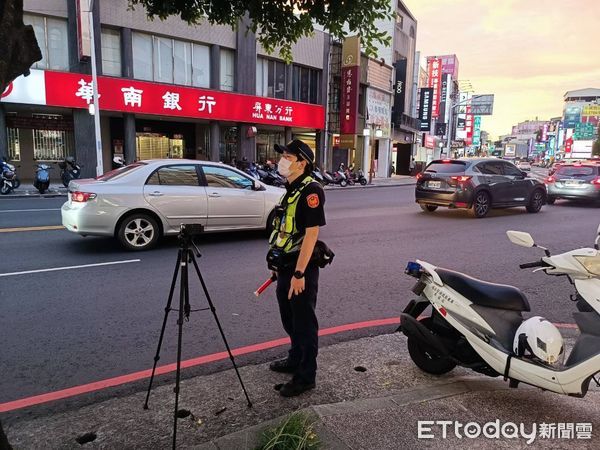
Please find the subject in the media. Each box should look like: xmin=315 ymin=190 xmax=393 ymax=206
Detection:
xmin=277 ymin=157 xmax=293 ymax=178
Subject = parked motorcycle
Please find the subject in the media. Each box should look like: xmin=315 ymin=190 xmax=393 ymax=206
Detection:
xmin=400 ymin=226 xmax=600 ymax=397
xmin=1 ymin=159 xmax=20 ymax=194
xmin=244 ymin=162 xmax=261 ymax=180
xmin=312 ymin=166 xmax=326 ymax=185
xmin=257 ymin=165 xmax=285 ymax=187
xmin=345 ymin=167 xmax=368 ymax=186
xmin=58 ymin=156 xmax=82 ymax=187
xmin=33 ymin=163 xmax=53 ymax=194
xmin=324 ymin=169 xmax=348 ymax=187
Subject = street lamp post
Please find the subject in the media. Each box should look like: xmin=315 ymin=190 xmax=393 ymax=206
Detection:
xmin=89 ymin=0 xmax=103 ymax=177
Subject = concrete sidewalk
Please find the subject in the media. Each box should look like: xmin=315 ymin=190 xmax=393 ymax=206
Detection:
xmin=4 ymin=333 xmax=598 ymax=449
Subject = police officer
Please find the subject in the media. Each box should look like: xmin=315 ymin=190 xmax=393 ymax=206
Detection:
xmin=267 ymin=139 xmax=326 ymax=397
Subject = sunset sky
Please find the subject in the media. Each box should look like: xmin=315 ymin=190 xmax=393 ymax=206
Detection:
xmin=404 ymin=0 xmax=600 ymax=139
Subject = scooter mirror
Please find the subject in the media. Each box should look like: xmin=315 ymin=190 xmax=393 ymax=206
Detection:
xmin=506 ymin=230 xmax=535 ymax=248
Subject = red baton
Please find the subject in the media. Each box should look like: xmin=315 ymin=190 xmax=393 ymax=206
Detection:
xmin=254 ymin=274 xmax=277 ymax=297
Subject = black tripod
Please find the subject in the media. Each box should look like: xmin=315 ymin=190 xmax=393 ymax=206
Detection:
xmin=143 ymin=224 xmax=252 ymax=449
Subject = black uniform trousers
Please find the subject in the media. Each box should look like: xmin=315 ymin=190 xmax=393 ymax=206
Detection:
xmin=276 ymin=262 xmax=319 ymax=384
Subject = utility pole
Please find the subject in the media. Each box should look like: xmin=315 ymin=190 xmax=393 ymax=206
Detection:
xmin=89 ymin=0 xmax=103 ymax=176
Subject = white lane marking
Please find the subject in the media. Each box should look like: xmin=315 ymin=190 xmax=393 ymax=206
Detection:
xmin=0 ymin=259 xmax=141 ymax=278
xmin=0 ymin=209 xmax=61 ymax=213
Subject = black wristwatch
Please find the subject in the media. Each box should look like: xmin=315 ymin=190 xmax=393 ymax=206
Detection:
xmin=293 ymin=270 xmax=304 ymax=279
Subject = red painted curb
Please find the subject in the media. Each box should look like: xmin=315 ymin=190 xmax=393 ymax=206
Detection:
xmin=0 ymin=318 xmax=400 ymax=413
xmin=0 ymin=317 xmax=577 ymax=413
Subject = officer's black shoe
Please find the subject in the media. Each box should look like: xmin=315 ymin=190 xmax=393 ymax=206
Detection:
xmin=269 ymin=358 xmax=299 ymax=374
xmin=279 ymin=380 xmax=315 ymax=397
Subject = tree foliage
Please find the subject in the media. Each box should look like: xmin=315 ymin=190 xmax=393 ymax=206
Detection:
xmin=0 ymin=0 xmax=43 ymax=94
xmin=129 ymin=0 xmax=393 ymax=62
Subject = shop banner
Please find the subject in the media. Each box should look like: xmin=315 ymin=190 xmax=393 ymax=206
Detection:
xmin=391 ymin=58 xmax=407 ymax=126
xmin=427 ymin=57 xmax=442 ymax=118
xmin=418 ymin=88 xmax=433 ymax=131
xmin=366 ymin=88 xmax=391 ymax=138
xmin=340 ymin=65 xmax=360 ymax=134
xmin=563 ymin=105 xmax=581 ymax=129
xmin=1 ymin=70 xmax=46 ymax=105
xmin=2 ymin=69 xmax=325 ymax=129
xmin=472 ymin=116 xmax=481 ymax=146
xmin=340 ymin=35 xmax=361 ymax=135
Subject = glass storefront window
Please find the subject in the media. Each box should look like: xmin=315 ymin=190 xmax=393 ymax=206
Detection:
xmin=101 ymin=28 xmax=122 ymax=76
xmin=32 ymin=114 xmax=75 ymax=161
xmin=153 ymin=36 xmax=174 ymax=84
xmin=219 ymin=126 xmax=238 ymax=163
xmin=220 ymin=49 xmax=235 ymax=91
xmin=292 ymin=65 xmax=321 ymax=104
xmin=132 ymin=32 xmax=210 ymax=87
xmin=24 ymin=14 xmax=69 ymax=71
xmin=136 ymin=133 xmax=185 ymax=160
xmin=173 ymin=41 xmax=192 ymax=86
xmin=7 ymin=127 xmax=20 ymax=161
xmin=256 ymin=130 xmax=284 ymax=164
xmin=256 ymin=57 xmax=285 ymax=99
xmin=192 ymin=44 xmax=210 ymax=88
xmin=132 ymin=32 xmax=153 ymax=81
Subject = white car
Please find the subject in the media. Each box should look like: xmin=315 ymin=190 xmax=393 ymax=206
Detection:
xmin=516 ymin=160 xmax=531 ymax=171
xmin=62 ymin=160 xmax=284 ymax=250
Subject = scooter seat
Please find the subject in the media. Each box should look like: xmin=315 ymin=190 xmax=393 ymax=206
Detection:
xmin=435 ymin=268 xmax=531 ymax=312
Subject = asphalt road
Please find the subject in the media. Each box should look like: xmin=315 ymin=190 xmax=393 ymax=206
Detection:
xmin=1 ymin=178 xmax=599 ymax=420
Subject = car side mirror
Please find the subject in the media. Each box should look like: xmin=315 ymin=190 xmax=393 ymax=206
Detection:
xmin=521 ymin=171 xmax=528 ymax=177
xmin=507 ymin=230 xmax=535 ymax=248
xmin=253 ymin=180 xmax=264 ymax=191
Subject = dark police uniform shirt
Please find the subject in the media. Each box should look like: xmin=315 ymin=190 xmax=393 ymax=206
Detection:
xmin=286 ymin=175 xmax=326 ymax=236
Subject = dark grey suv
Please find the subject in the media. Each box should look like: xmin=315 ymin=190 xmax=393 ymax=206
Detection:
xmin=415 ymin=158 xmax=547 ymax=218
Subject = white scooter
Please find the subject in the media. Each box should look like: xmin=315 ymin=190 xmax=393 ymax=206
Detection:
xmin=399 ymin=225 xmax=600 ymax=397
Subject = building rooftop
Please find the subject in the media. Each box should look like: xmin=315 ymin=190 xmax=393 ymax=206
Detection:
xmin=564 ymin=88 xmax=600 ymax=99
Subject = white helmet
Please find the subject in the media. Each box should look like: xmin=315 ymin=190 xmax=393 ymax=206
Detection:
xmin=513 ymin=316 xmax=564 ymax=366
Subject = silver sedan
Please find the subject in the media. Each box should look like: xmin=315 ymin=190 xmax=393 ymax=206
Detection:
xmin=62 ymin=160 xmax=284 ymax=250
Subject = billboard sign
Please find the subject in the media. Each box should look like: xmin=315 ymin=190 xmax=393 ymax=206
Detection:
xmin=340 ymin=36 xmax=361 ymax=135
xmin=391 ymin=59 xmax=407 ymax=126
xmin=418 ymin=88 xmax=433 ymax=131
xmin=563 ymin=105 xmax=581 ymax=129
xmin=427 ymin=57 xmax=442 ymax=118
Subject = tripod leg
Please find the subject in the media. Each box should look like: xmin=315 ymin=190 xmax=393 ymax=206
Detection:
xmin=190 ymin=255 xmax=253 ymax=407
xmin=144 ymin=250 xmax=182 ymax=410
xmin=172 ymin=249 xmax=189 ymax=449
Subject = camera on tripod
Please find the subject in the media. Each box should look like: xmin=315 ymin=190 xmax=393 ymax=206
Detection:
xmin=179 ymin=223 xmax=204 ymax=237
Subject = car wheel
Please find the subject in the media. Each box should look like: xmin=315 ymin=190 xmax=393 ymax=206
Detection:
xmin=546 ymin=196 xmax=556 ymax=205
xmin=471 ymin=191 xmax=490 ymax=218
xmin=526 ymin=189 xmax=545 ymax=213
xmin=420 ymin=204 xmax=438 ymax=212
xmin=117 ymin=213 xmax=159 ymax=251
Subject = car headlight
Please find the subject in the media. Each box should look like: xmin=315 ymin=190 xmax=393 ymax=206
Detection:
xmin=575 ymin=255 xmax=600 ymax=277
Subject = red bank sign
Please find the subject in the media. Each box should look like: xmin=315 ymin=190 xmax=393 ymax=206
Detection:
xmin=1 ymin=70 xmax=325 ymax=129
